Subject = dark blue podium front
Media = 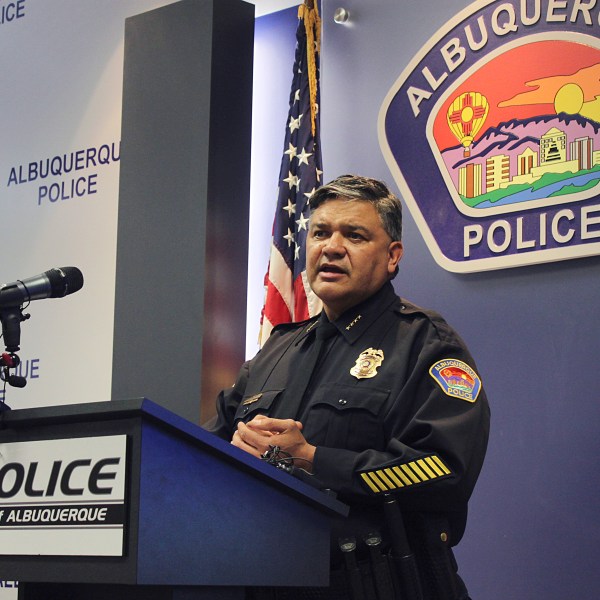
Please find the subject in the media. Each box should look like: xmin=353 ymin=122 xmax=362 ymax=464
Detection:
xmin=0 ymin=398 xmax=347 ymax=600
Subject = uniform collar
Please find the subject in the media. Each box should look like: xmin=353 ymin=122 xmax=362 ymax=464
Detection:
xmin=295 ymin=282 xmax=401 ymax=346
xmin=332 ymin=282 xmax=400 ymax=344
xmin=296 ymin=311 xmax=336 ymax=336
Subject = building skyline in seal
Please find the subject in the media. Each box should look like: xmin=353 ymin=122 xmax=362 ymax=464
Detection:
xmin=453 ymin=118 xmax=600 ymax=207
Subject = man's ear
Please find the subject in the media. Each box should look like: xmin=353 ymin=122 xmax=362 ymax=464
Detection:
xmin=388 ymin=241 xmax=403 ymax=275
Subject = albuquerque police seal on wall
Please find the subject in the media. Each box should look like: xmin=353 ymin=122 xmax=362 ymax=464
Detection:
xmin=379 ymin=0 xmax=600 ymax=272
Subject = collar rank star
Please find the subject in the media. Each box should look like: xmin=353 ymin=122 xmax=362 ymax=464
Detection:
xmin=350 ymin=348 xmax=384 ymax=379
xmin=346 ymin=314 xmax=362 ymax=331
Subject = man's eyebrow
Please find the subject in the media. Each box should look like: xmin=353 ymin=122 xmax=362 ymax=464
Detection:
xmin=345 ymin=223 xmax=370 ymax=232
xmin=309 ymin=220 xmax=370 ymax=232
xmin=309 ymin=219 xmax=329 ymax=229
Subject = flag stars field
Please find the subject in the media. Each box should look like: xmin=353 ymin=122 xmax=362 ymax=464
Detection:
xmin=296 ymin=213 xmax=309 ymax=231
xmin=283 ymin=171 xmax=300 ymax=190
xmin=284 ymin=228 xmax=295 ymax=247
xmin=283 ymin=199 xmax=296 ymax=216
xmin=288 ymin=114 xmax=302 ymax=133
xmin=296 ymin=148 xmax=312 ymax=165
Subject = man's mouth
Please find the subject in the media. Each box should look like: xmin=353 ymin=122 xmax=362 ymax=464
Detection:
xmin=318 ymin=263 xmax=347 ymax=275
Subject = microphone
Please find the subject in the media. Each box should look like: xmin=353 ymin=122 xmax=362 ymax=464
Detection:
xmin=0 ymin=267 xmax=84 ymax=308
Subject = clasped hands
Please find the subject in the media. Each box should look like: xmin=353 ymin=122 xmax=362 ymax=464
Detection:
xmin=231 ymin=415 xmax=316 ymax=473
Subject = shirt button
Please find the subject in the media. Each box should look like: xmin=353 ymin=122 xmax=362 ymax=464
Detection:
xmin=338 ymin=399 xmax=347 ymax=405
xmin=242 ymin=406 xmax=249 ymax=414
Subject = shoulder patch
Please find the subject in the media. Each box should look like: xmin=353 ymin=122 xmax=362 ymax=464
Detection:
xmin=429 ymin=359 xmax=482 ymax=403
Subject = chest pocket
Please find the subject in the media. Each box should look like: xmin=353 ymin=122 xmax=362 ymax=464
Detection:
xmin=234 ymin=390 xmax=283 ymax=425
xmin=303 ymin=383 xmax=390 ymax=452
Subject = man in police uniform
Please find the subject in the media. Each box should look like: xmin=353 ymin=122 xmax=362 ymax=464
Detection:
xmin=207 ymin=175 xmax=490 ymax=600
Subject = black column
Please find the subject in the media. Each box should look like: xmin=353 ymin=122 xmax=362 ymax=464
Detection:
xmin=112 ymin=0 xmax=254 ymax=423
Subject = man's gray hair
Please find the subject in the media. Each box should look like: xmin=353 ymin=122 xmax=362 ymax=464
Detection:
xmin=309 ymin=174 xmax=403 ymax=241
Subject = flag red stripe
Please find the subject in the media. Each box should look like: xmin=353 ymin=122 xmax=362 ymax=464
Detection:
xmin=263 ymin=277 xmax=292 ymax=326
xmin=293 ymin=274 xmax=310 ymax=321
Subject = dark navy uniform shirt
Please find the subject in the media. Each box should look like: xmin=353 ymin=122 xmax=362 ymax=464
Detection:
xmin=207 ymin=282 xmax=490 ymax=550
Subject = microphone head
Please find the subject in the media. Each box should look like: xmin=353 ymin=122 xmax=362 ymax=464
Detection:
xmin=60 ymin=267 xmax=84 ymax=296
xmin=46 ymin=267 xmax=84 ymax=298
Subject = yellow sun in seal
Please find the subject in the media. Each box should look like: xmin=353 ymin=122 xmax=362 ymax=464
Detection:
xmin=554 ymin=83 xmax=584 ymax=115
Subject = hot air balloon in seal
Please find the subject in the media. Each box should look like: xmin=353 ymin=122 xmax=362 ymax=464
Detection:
xmin=447 ymin=92 xmax=489 ymax=158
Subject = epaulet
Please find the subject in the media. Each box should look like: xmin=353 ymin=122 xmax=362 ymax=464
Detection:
xmin=395 ymin=298 xmax=461 ymax=345
xmin=271 ymin=315 xmax=319 ymax=336
xmin=394 ymin=298 xmax=423 ymax=315
xmin=395 ymin=297 xmax=441 ymax=319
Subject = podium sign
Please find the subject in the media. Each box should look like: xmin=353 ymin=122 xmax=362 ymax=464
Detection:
xmin=0 ymin=399 xmax=348 ymax=600
xmin=0 ymin=435 xmax=127 ymax=557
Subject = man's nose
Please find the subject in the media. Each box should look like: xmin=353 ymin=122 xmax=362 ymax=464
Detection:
xmin=322 ymin=232 xmax=346 ymax=255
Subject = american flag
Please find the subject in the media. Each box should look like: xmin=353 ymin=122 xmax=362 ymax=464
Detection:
xmin=259 ymin=1 xmax=323 ymax=346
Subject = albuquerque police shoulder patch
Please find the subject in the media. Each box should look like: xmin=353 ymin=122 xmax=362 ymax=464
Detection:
xmin=429 ymin=359 xmax=482 ymax=402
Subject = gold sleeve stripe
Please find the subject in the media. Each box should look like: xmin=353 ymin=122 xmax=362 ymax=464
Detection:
xmin=360 ymin=472 xmax=383 ymax=493
xmin=400 ymin=464 xmax=421 ymax=484
xmin=409 ymin=461 xmax=428 ymax=481
xmin=359 ymin=455 xmax=453 ymax=495
xmin=392 ymin=466 xmax=413 ymax=486
xmin=416 ymin=458 xmax=437 ymax=479
xmin=369 ymin=471 xmax=390 ymax=491
xmin=430 ymin=454 xmax=452 ymax=475
xmin=424 ymin=456 xmax=445 ymax=476
xmin=383 ymin=468 xmax=405 ymax=488
xmin=369 ymin=472 xmax=388 ymax=492
xmin=375 ymin=469 xmax=395 ymax=489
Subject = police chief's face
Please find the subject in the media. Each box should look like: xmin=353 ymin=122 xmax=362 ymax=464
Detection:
xmin=306 ymin=199 xmax=403 ymax=320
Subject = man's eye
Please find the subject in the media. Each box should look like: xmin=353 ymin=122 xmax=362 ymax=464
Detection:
xmin=348 ymin=232 xmax=364 ymax=241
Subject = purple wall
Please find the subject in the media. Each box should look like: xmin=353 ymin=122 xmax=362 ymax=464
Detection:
xmin=253 ymin=2 xmax=600 ymax=598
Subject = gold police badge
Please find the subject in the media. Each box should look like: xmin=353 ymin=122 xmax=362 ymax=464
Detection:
xmin=350 ymin=348 xmax=384 ymax=379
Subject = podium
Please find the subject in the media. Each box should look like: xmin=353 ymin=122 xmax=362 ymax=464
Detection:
xmin=0 ymin=399 xmax=348 ymax=599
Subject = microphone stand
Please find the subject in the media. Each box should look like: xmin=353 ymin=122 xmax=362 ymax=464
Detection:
xmin=0 ymin=304 xmax=30 ymax=394
xmin=0 ymin=305 xmax=25 ymax=352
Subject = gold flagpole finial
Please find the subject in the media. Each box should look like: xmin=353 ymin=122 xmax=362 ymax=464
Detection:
xmin=298 ymin=0 xmax=321 ymax=137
